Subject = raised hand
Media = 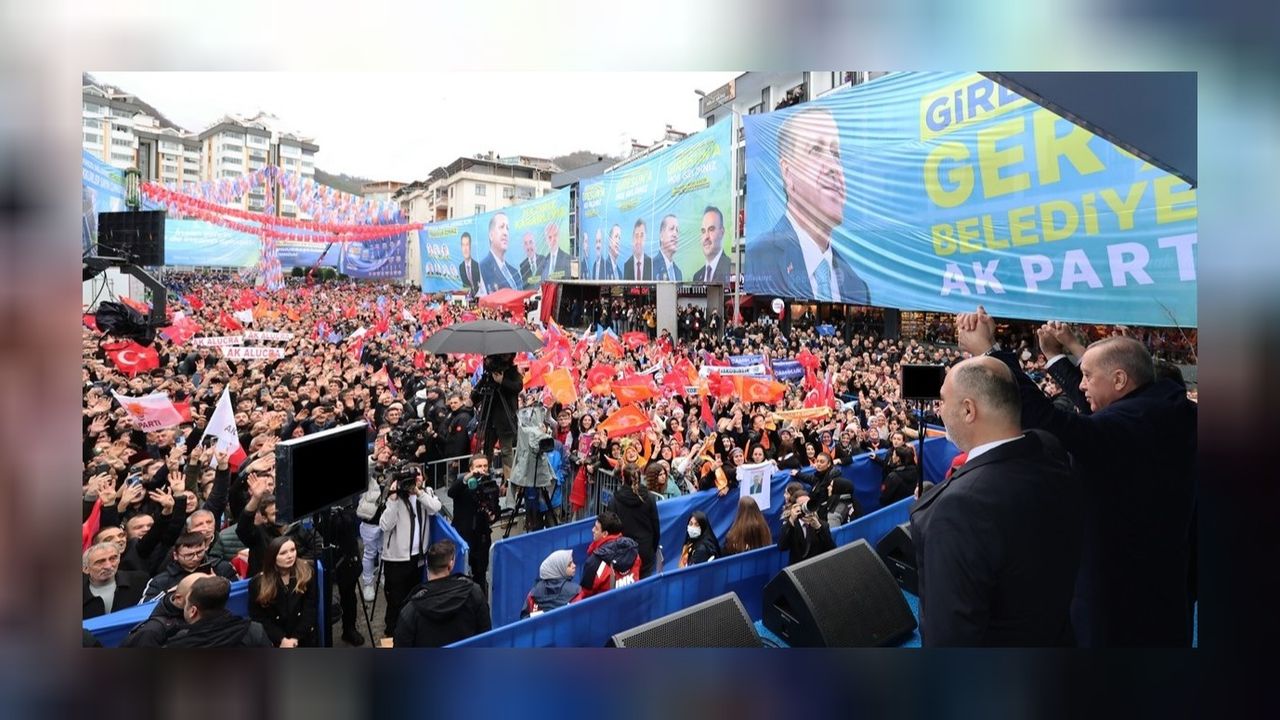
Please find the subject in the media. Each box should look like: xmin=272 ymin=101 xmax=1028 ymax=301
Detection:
xmin=87 ymin=416 xmax=108 ymax=435
xmin=1036 ymin=323 xmax=1066 ymax=358
xmin=149 ymin=486 xmax=176 ymax=514
xmin=1049 ymin=321 xmax=1088 ymax=357
xmin=955 ymin=305 xmax=997 ymax=356
xmin=214 ymin=449 xmax=230 ymax=469
xmin=119 ymin=482 xmax=145 ymax=509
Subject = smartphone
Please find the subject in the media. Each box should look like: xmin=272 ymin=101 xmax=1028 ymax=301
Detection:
xmin=175 ymin=435 xmax=186 ymax=447
xmin=127 ymin=474 xmax=143 ymax=487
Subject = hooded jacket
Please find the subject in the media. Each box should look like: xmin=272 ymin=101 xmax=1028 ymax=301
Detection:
xmin=607 ymin=485 xmax=661 ymax=576
xmin=163 ymin=610 xmax=274 ymax=648
xmin=522 ymin=550 xmax=581 ymax=617
xmin=392 ymin=575 xmax=491 ymax=647
xmin=120 ymin=589 xmax=185 ymax=647
xmin=577 ymin=533 xmax=641 ymax=600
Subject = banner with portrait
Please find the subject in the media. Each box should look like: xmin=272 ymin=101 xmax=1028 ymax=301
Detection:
xmin=340 ymin=233 xmax=407 ymax=280
xmin=576 ymin=122 xmax=735 ymax=284
xmin=743 ymin=72 xmax=1197 ymax=327
xmin=417 ymin=188 xmax=572 ymax=294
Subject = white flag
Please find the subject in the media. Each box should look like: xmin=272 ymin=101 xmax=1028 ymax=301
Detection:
xmin=348 ymin=326 xmax=367 ymax=340
xmin=199 ymin=387 xmax=247 ymax=469
xmin=111 ymin=391 xmax=184 ymax=431
xmin=233 ymin=309 xmax=255 ymax=326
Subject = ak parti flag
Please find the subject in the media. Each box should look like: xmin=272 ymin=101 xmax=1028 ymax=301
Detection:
xmin=544 ymin=368 xmax=578 ymax=406
xmin=106 ymin=341 xmax=160 ymax=377
xmin=598 ymin=404 xmax=650 ymax=438
xmin=735 ymin=376 xmax=786 ymax=404
xmin=111 ymin=390 xmax=184 ymax=431
xmin=601 ymin=332 xmax=624 ymax=358
xmin=200 ymin=387 xmax=247 ymax=471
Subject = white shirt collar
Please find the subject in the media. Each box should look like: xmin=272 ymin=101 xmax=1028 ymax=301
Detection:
xmin=787 ymin=210 xmax=838 ymax=299
xmin=963 ymin=434 xmax=1022 ymax=464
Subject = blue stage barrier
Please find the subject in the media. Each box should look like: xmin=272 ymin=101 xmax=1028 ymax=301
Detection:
xmin=460 ymin=495 xmax=920 ymax=647
xmin=487 ymin=437 xmax=957 ymax=628
xmin=491 ymin=435 xmax=962 ymax=625
xmin=430 ymin=514 xmax=469 ymax=572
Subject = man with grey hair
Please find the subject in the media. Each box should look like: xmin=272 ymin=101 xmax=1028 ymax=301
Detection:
xmin=956 ymin=305 xmax=1197 ymax=648
xmin=83 ymin=542 xmax=149 ymax=619
xmin=909 ymin=356 xmax=1083 ymax=646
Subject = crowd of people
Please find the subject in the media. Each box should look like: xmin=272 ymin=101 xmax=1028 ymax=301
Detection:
xmin=81 ymin=270 xmax=1198 ymax=647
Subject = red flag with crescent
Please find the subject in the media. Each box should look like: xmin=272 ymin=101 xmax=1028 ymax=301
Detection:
xmin=106 ymin=341 xmax=160 ymax=377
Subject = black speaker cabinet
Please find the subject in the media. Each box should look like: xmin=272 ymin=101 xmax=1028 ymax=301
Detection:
xmin=900 ymin=364 xmax=945 ymax=400
xmin=875 ymin=522 xmax=918 ymax=595
xmin=763 ymin=539 xmax=916 ymax=647
xmin=98 ymin=210 xmax=166 ymax=266
xmin=607 ymin=592 xmax=761 ymax=648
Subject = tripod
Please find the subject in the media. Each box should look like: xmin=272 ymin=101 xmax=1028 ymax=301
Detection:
xmin=503 ymin=439 xmax=559 ymax=539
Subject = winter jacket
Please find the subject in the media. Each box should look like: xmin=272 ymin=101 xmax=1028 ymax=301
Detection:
xmin=355 ymin=458 xmax=390 ymax=522
xmin=163 ymin=610 xmax=274 ymax=648
xmin=248 ymin=572 xmax=319 ymax=647
xmin=235 ymin=508 xmax=324 ymax=577
xmin=141 ymin=556 xmax=239 ymax=602
xmin=521 ymin=577 xmax=582 ymax=618
xmin=607 ymin=485 xmax=661 ymax=577
xmin=576 ymin=533 xmax=641 ymax=600
xmin=679 ymin=532 xmax=720 ymax=568
xmin=880 ymin=464 xmax=920 ymax=507
xmin=393 ymin=575 xmax=491 ymax=647
xmin=120 ymin=590 xmax=186 ymax=647
xmin=378 ymin=488 xmax=441 ymax=562
xmin=82 ymin=571 xmax=149 ymax=619
xmin=436 ymin=408 xmax=475 ymax=459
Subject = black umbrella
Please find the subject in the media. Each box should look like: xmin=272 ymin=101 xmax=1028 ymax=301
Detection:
xmin=421 ymin=319 xmax=541 ymax=356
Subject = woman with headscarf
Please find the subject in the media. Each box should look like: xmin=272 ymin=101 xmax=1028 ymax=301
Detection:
xmin=521 ymin=549 xmax=581 ymax=618
xmin=679 ymin=511 xmax=719 ymax=567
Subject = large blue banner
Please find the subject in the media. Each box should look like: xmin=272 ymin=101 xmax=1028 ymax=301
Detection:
xmin=418 ymin=188 xmax=571 ymax=294
xmin=164 ymin=219 xmax=261 ymax=267
xmin=743 ymin=72 xmax=1198 ymax=327
xmin=340 ymin=234 xmax=407 ymax=280
xmin=275 ymin=240 xmax=339 ymax=270
xmin=577 ymin=122 xmax=735 ymax=283
xmin=81 ymin=150 xmax=161 ymax=254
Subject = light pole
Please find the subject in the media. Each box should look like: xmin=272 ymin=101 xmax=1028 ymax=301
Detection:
xmin=694 ymin=89 xmax=743 ymax=326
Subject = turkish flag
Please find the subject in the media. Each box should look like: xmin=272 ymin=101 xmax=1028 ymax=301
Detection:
xmin=661 ymin=369 xmax=687 ymax=397
xmin=348 ymin=337 xmax=365 ymax=362
xmin=184 ymin=294 xmax=204 ymax=311
xmin=700 ymin=393 xmax=716 ymax=431
xmin=173 ymin=399 xmax=193 ymax=423
xmin=706 ymin=372 xmax=735 ymax=400
xmin=544 ymin=368 xmax=578 ymax=406
xmin=106 ymin=342 xmax=160 ymax=377
xmin=601 ymin=333 xmax=624 ymax=358
xmin=586 ymin=364 xmax=615 ymax=395
xmin=672 ymin=357 xmax=698 ymax=385
xmin=598 ymin=405 xmax=649 ymax=438
xmin=613 ymin=374 xmax=657 ymax=405
xmin=82 ymin=314 xmax=99 ymax=333
xmin=622 ymin=331 xmax=648 ymax=349
xmin=524 ymin=356 xmax=553 ymax=389
xmin=219 ymin=311 xmax=243 ymax=333
xmin=412 ymin=351 xmax=426 ymax=369
xmin=735 ymin=376 xmax=786 ymax=404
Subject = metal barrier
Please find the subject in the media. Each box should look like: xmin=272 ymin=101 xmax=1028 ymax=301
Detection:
xmin=422 ymin=453 xmax=473 ymax=492
xmin=591 ymin=466 xmax=622 ymax=516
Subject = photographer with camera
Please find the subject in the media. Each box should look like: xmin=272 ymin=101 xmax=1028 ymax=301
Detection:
xmin=376 ymin=462 xmax=441 ymax=638
xmin=470 ymin=353 xmax=522 ymax=482
xmin=777 ymin=487 xmax=835 ymax=566
xmin=447 ymin=454 xmax=500 ymax=595
xmin=355 ymin=444 xmax=396 ymax=603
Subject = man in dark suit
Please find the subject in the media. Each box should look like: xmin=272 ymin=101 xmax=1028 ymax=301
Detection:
xmin=456 ymin=232 xmax=483 ymax=297
xmin=652 ymin=214 xmax=683 ymax=282
xmin=696 ymin=206 xmax=732 ymax=284
xmin=776 ymin=488 xmax=835 ymax=565
xmin=622 ymin=218 xmax=652 ymax=281
xmin=957 ymin=305 xmax=1197 ymax=647
xmin=910 ymin=357 xmax=1083 ymax=646
xmin=478 ymin=212 xmax=520 ymax=292
xmin=746 ymin=106 xmax=870 ymax=304
xmin=540 ymin=222 xmax=571 ymax=281
xmin=594 ymin=225 xmax=622 ymax=280
xmin=83 ymin=542 xmax=150 ymax=619
xmin=518 ymin=230 xmax=543 ymax=289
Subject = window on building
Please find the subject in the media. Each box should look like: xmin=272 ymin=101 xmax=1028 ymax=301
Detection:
xmin=84 ymin=132 xmax=102 ymax=145
xmin=111 ymin=138 xmax=133 ymax=147
xmin=83 ymin=117 xmax=100 ymax=128
xmin=448 ymin=186 xmax=455 ymax=199
xmin=706 ymin=115 xmax=717 ymax=128
xmin=224 ymin=156 xmax=242 ymax=165
xmin=517 ymin=187 xmax=534 ymax=200
xmin=761 ymin=87 xmax=772 ymax=109
xmin=475 ymin=205 xmax=485 ymax=215
xmin=111 ymin=152 xmax=133 ymax=163
xmin=475 ymin=183 xmax=487 ymax=196
xmin=748 ymin=103 xmax=762 ymax=115
xmin=502 ymin=186 xmax=515 ymax=199
xmin=84 ymin=102 xmax=103 ymax=114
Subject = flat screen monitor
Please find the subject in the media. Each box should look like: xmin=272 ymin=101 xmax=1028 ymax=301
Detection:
xmin=274 ymin=421 xmax=369 ymax=523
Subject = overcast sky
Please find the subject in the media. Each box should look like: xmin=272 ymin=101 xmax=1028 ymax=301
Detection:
xmin=90 ymin=71 xmax=741 ymax=181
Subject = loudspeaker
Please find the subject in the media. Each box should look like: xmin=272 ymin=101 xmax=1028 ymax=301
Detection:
xmin=900 ymin=363 xmax=945 ymax=400
xmin=607 ymin=592 xmax=761 ymax=648
xmin=98 ymin=211 xmax=166 ymax=266
xmin=875 ymin=522 xmax=918 ymax=595
xmin=762 ymin=539 xmax=916 ymax=647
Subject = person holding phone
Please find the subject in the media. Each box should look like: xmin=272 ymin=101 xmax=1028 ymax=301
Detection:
xmin=776 ymin=488 xmax=835 ymax=566
xmin=141 ymin=531 xmax=239 ymax=602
